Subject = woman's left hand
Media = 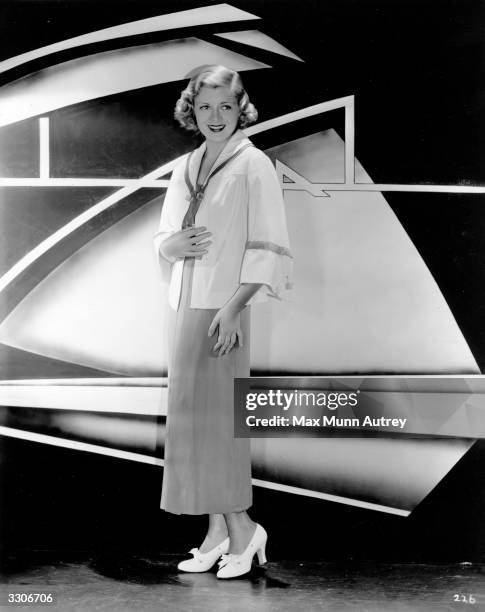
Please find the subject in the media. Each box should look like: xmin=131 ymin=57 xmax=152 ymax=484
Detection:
xmin=208 ymin=305 xmax=243 ymax=356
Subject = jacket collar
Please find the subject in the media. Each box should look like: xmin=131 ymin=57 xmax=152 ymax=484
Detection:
xmin=188 ymin=129 xmax=251 ymax=187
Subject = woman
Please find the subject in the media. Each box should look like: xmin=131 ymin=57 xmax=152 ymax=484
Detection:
xmin=153 ymin=65 xmax=292 ymax=579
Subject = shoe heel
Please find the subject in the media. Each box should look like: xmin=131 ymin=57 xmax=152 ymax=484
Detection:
xmin=256 ymin=543 xmax=267 ymax=565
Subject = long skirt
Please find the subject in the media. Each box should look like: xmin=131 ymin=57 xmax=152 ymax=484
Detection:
xmin=160 ymin=258 xmax=253 ymax=515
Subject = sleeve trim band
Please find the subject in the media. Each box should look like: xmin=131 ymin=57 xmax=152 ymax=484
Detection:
xmin=246 ymin=240 xmax=293 ymax=259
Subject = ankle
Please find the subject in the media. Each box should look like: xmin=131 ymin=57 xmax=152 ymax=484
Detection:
xmin=225 ymin=512 xmax=256 ymax=529
xmin=207 ymin=525 xmax=228 ymax=538
xmin=234 ymin=518 xmax=257 ymax=533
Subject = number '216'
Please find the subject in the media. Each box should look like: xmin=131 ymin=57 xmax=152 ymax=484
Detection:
xmin=454 ymin=594 xmax=476 ymax=604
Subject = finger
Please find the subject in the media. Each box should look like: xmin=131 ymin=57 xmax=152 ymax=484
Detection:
xmin=184 ymin=237 xmax=211 ymax=249
xmin=192 ymin=239 xmax=212 ymax=248
xmin=192 ymin=232 xmax=212 ymax=242
xmin=223 ymin=332 xmax=237 ymax=355
xmin=189 ymin=227 xmax=211 ymax=238
xmin=183 ymin=249 xmax=208 ymax=257
xmin=188 ymin=241 xmax=211 ymax=251
xmin=184 ymin=233 xmax=211 ymax=246
xmin=183 ymin=248 xmax=209 ymax=254
xmin=185 ymin=242 xmax=210 ymax=253
xmin=218 ymin=335 xmax=231 ymax=357
xmin=208 ymin=318 xmax=218 ymax=338
xmin=236 ymin=329 xmax=244 ymax=348
xmin=213 ymin=334 xmax=225 ymax=352
xmin=183 ymin=225 xmax=207 ymax=234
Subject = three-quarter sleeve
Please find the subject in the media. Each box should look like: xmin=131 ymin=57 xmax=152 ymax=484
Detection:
xmin=239 ymin=150 xmax=293 ymax=299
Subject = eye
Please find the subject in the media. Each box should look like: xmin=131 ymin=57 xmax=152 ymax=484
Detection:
xmin=199 ymin=104 xmax=209 ymax=110
xmin=221 ymin=104 xmax=232 ymax=110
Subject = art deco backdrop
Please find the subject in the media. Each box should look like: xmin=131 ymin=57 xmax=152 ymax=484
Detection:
xmin=0 ymin=0 xmax=484 ymax=559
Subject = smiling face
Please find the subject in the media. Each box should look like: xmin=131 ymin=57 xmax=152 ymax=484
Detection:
xmin=193 ymin=85 xmax=240 ymax=144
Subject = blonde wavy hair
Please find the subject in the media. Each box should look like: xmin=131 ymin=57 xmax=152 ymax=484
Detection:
xmin=174 ymin=65 xmax=258 ymax=133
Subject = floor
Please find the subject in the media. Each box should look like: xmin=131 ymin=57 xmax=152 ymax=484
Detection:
xmin=1 ymin=551 xmax=484 ymax=611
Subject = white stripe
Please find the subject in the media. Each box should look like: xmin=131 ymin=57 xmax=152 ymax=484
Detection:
xmin=0 ymin=178 xmax=170 ymax=187
xmin=251 ymin=478 xmax=410 ymax=516
xmin=0 ymin=377 xmax=167 ymax=386
xmin=0 ymin=425 xmax=410 ymax=515
xmin=0 ymin=425 xmax=164 ymax=465
xmin=245 ymin=95 xmax=355 ymax=135
xmin=39 ymin=118 xmax=50 ymax=179
xmin=1 ymin=374 xmax=484 ymax=384
xmin=0 ymin=5 xmax=260 ymax=75
xmin=214 ymin=30 xmax=304 ymax=62
xmin=2 ymin=178 xmax=482 ymax=194
xmin=345 ymin=97 xmax=355 ymax=184
xmin=0 ymin=385 xmax=167 ymax=415
xmin=304 ymin=183 xmax=485 ymax=194
xmin=281 ymin=183 xmax=485 ymax=193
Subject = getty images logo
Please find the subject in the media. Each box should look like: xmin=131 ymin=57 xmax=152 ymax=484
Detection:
xmin=245 ymin=389 xmax=360 ymax=411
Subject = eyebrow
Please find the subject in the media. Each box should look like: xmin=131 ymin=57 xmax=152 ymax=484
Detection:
xmin=197 ymin=100 xmax=234 ymax=104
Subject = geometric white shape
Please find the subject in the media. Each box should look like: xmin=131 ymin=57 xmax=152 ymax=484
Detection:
xmin=39 ymin=117 xmax=50 ymax=178
xmin=0 ymin=37 xmax=270 ymax=127
xmin=0 ymin=4 xmax=260 ymax=75
xmin=215 ymin=30 xmax=304 ymax=61
xmin=275 ymin=159 xmax=331 ymax=196
xmin=250 ymin=129 xmax=480 ymax=373
xmin=273 ymin=130 xmax=346 ymax=183
xmin=251 ymin=436 xmax=475 ymax=512
xmin=0 ymin=199 xmax=170 ymax=376
xmin=52 ymin=413 xmax=160 ymax=452
xmin=0 ymin=381 xmax=167 ymax=415
xmin=275 ymin=130 xmax=378 ymax=189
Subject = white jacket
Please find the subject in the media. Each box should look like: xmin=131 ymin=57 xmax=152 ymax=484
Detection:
xmin=153 ymin=129 xmax=293 ymax=310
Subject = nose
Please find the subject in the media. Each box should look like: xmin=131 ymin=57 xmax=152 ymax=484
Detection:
xmin=209 ymin=107 xmax=222 ymax=122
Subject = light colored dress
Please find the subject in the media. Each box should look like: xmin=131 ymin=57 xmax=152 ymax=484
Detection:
xmin=160 ymin=256 xmax=252 ymax=515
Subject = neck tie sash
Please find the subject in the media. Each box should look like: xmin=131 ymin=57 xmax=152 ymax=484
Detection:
xmin=182 ymin=142 xmax=254 ymax=228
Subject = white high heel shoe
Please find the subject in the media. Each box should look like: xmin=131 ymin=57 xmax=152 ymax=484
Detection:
xmin=216 ymin=524 xmax=267 ymax=579
xmin=177 ymin=537 xmax=230 ymax=572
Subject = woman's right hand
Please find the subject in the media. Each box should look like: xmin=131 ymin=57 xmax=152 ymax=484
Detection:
xmin=159 ymin=226 xmax=212 ymax=260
